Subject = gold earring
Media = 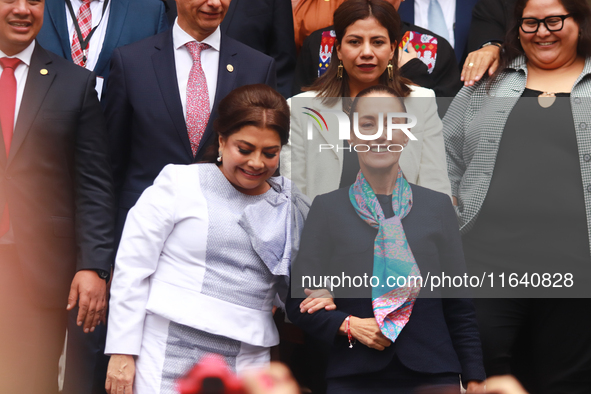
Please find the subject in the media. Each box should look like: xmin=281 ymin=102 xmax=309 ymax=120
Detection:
xmin=337 ymin=60 xmax=344 ymax=79
xmin=387 ymin=60 xmax=394 ymax=81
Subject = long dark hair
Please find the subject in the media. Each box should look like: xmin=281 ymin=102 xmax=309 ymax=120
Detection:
xmin=305 ymin=0 xmax=412 ymax=105
xmin=492 ymin=0 xmax=591 ymax=82
xmin=202 ymin=84 xmax=290 ymax=163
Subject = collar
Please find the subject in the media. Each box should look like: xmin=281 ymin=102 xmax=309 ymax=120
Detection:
xmin=0 ymin=41 xmax=35 ymax=67
xmin=173 ymin=20 xmax=221 ymax=52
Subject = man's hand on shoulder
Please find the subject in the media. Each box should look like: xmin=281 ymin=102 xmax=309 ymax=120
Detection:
xmin=67 ymin=270 xmax=107 ymax=333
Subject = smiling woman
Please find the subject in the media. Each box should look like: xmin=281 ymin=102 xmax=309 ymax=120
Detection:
xmin=443 ymin=0 xmax=591 ymax=391
xmin=104 ymin=85 xmax=313 ymax=394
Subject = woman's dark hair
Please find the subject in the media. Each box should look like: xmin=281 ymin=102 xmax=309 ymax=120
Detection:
xmin=201 ymin=84 xmax=290 ymax=163
xmin=305 ymin=0 xmax=412 ymax=105
xmin=492 ymin=0 xmax=591 ymax=81
xmin=349 ymin=85 xmax=407 ymax=120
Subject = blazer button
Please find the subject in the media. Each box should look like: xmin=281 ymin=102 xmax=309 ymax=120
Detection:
xmin=580 ymin=122 xmax=587 ymax=130
xmin=587 ymin=184 xmax=591 ymax=192
xmin=575 ymin=98 xmax=582 ymax=104
xmin=585 ymin=154 xmax=591 ymax=162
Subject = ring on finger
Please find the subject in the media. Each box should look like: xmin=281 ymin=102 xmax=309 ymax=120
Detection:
xmin=468 ymin=62 xmax=474 ymax=67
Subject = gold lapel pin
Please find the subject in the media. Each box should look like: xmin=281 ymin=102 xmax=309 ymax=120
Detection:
xmin=226 ymin=64 xmax=234 ymax=73
xmin=40 ymin=69 xmax=48 ymax=75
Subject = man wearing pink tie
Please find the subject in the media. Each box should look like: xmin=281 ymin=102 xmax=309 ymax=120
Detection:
xmin=0 ymin=0 xmax=115 ymax=392
xmin=104 ymin=0 xmax=276 ymax=242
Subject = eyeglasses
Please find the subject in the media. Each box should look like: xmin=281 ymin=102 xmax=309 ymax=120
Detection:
xmin=519 ymin=14 xmax=573 ymax=33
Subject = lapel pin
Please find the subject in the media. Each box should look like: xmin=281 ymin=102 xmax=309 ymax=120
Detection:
xmin=40 ymin=69 xmax=48 ymax=75
xmin=226 ymin=64 xmax=234 ymax=73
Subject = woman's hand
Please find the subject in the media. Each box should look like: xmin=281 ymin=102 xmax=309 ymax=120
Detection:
xmin=461 ymin=45 xmax=501 ymax=87
xmin=473 ymin=376 xmax=529 ymax=394
xmin=398 ymin=42 xmax=418 ymax=68
xmin=300 ymin=288 xmax=336 ymax=314
xmin=105 ymin=354 xmax=136 ymax=394
xmin=467 ymin=380 xmax=486 ymax=393
xmin=341 ymin=316 xmax=391 ymax=351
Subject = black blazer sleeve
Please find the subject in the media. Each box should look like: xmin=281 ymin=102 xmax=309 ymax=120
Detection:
xmin=291 ymin=28 xmax=325 ymax=95
xmin=221 ymin=0 xmax=295 ymax=98
xmin=467 ymin=0 xmax=515 ymax=52
xmin=287 ymin=195 xmax=350 ymax=345
xmin=104 ymin=48 xmax=133 ymax=197
xmin=436 ymin=196 xmax=486 ymax=383
xmin=75 ymin=70 xmax=116 ymax=272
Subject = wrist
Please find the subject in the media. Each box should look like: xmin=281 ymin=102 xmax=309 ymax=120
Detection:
xmin=92 ymin=269 xmax=110 ymax=282
xmin=481 ymin=41 xmax=502 ymax=49
xmin=345 ymin=315 xmax=356 ymax=348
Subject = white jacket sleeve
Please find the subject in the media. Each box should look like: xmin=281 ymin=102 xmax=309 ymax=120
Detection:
xmin=105 ymin=164 xmax=178 ymax=355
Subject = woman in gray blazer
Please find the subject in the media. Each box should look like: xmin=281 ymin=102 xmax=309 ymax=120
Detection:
xmin=443 ymin=0 xmax=591 ymax=391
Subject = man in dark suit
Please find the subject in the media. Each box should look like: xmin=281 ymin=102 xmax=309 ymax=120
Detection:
xmin=105 ymin=0 xmax=275 ymax=242
xmin=166 ymin=0 xmax=294 ymax=97
xmin=37 ymin=0 xmax=168 ymax=89
xmin=0 ymin=0 xmax=114 ymax=392
xmin=36 ymin=2 xmax=167 ymax=392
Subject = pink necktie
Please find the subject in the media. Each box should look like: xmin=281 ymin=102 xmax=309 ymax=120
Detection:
xmin=71 ymin=0 xmax=93 ymax=67
xmin=0 ymin=57 xmax=20 ymax=237
xmin=185 ymin=42 xmax=211 ymax=157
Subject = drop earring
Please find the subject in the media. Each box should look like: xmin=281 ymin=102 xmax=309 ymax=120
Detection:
xmin=217 ymin=152 xmax=222 ymax=162
xmin=337 ymin=61 xmax=344 ymax=79
xmin=387 ymin=60 xmax=394 ymax=81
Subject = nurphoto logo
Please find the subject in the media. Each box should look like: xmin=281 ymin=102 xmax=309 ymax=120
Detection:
xmin=302 ymin=107 xmax=418 ymax=153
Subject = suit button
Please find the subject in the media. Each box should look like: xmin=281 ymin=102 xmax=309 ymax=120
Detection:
xmin=575 ymin=98 xmax=582 ymax=104
xmin=585 ymin=154 xmax=591 ymax=162
xmin=580 ymin=122 xmax=587 ymax=130
xmin=587 ymin=185 xmax=591 ymax=192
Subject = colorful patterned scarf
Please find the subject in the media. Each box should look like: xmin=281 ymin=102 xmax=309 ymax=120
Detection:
xmin=348 ymin=169 xmax=421 ymax=341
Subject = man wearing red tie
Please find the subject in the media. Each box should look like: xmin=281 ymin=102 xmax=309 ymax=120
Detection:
xmin=0 ymin=0 xmax=115 ymax=392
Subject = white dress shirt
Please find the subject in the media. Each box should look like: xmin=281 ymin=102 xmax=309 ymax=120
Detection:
xmin=414 ymin=0 xmax=456 ymax=48
xmin=173 ymin=19 xmax=220 ymax=119
xmin=65 ymin=0 xmax=111 ymax=72
xmin=0 ymin=41 xmax=35 ymax=244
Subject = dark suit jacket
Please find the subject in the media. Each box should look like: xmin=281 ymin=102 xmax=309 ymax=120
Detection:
xmin=398 ymin=0 xmax=479 ymax=63
xmin=221 ymin=0 xmax=296 ymax=98
xmin=287 ymin=185 xmax=485 ymax=382
xmin=166 ymin=0 xmax=295 ymax=98
xmin=0 ymin=43 xmax=115 ymax=307
xmin=37 ymin=0 xmax=168 ymax=81
xmin=292 ymin=23 xmax=462 ymax=98
xmin=467 ymin=0 xmax=515 ymax=53
xmin=104 ymin=29 xmax=276 ymax=238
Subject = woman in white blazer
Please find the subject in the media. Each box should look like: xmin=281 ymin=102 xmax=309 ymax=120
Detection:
xmin=281 ymin=0 xmax=451 ymax=200
xmin=103 ymin=85 xmax=314 ymax=394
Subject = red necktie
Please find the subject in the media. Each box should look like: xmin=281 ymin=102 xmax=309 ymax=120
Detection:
xmin=71 ymin=0 xmax=93 ymax=67
xmin=185 ymin=42 xmax=211 ymax=157
xmin=0 ymin=57 xmax=20 ymax=237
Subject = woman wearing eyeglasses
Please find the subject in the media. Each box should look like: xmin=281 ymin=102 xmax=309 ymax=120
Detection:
xmin=444 ymin=0 xmax=591 ymax=392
